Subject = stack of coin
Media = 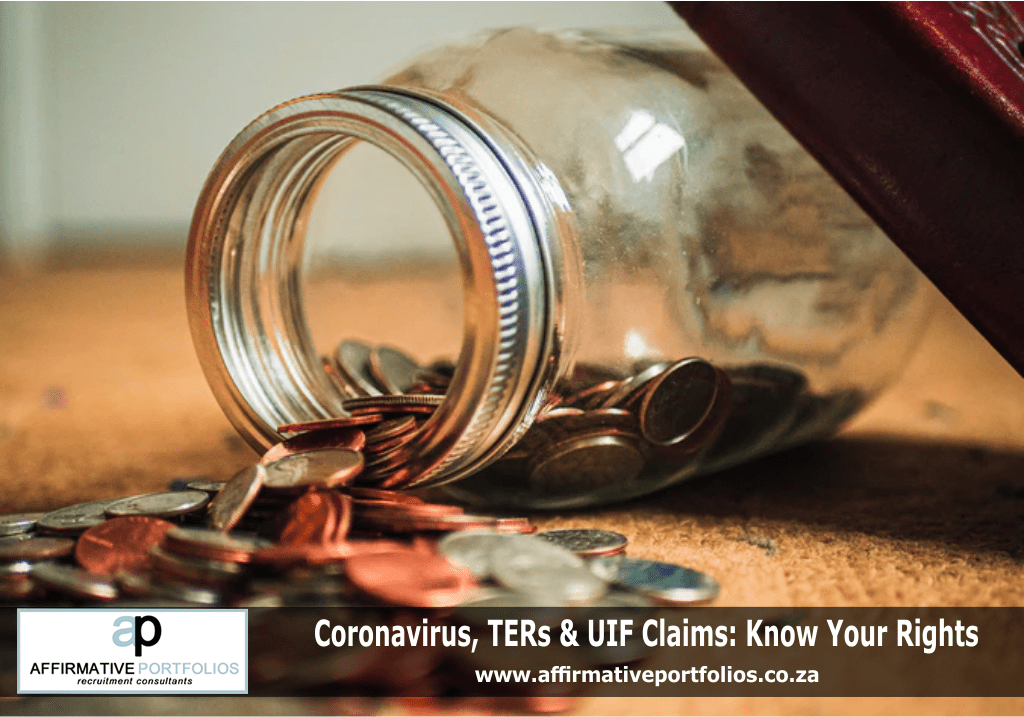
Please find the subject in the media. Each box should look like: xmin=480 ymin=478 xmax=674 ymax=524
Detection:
xmin=0 ymin=425 xmax=720 ymax=709
xmin=323 ymin=340 xmax=866 ymax=506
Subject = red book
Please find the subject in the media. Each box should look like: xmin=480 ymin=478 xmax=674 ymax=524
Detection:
xmin=672 ymin=1 xmax=1024 ymax=376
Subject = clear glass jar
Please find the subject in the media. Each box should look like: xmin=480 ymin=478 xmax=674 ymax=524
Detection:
xmin=186 ymin=28 xmax=931 ymax=509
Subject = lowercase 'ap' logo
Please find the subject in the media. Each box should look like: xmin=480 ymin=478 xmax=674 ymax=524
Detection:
xmin=112 ymin=615 xmax=162 ymax=656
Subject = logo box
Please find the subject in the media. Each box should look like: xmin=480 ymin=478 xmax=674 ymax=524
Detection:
xmin=18 ymin=608 xmax=247 ymax=694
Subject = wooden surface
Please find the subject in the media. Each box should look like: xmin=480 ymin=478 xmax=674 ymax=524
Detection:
xmin=2 ymin=260 xmax=1024 ymax=715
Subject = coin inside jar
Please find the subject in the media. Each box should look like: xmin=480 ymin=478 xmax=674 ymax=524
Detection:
xmin=369 ymin=345 xmax=422 ymax=395
xmin=528 ymin=433 xmax=644 ymax=492
xmin=335 ymin=339 xmax=386 ymax=396
xmin=31 ymin=562 xmax=119 ymax=601
xmin=263 ymin=449 xmax=364 ymax=490
xmin=491 ymin=534 xmax=608 ymax=605
xmin=640 ymin=358 xmax=725 ymax=447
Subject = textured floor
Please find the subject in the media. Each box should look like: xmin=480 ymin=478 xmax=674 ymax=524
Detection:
xmin=1 ymin=260 xmax=1023 ymax=715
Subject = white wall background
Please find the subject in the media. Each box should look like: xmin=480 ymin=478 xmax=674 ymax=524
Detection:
xmin=0 ymin=1 xmax=691 ymax=263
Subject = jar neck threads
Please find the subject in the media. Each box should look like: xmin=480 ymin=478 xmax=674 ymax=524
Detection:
xmin=187 ymin=87 xmax=568 ymax=486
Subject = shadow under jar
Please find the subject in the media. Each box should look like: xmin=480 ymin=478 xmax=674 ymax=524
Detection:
xmin=187 ymin=28 xmax=932 ymax=510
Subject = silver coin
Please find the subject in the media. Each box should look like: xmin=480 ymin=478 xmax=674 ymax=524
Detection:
xmin=0 ymin=512 xmax=44 ymax=537
xmin=529 ymin=433 xmax=644 ymax=492
xmin=491 ymin=534 xmax=608 ymax=605
xmin=186 ymin=479 xmax=227 ymax=494
xmin=104 ymin=490 xmax=210 ymax=519
xmin=263 ymin=449 xmax=363 ymax=490
xmin=590 ymin=557 xmax=719 ymax=605
xmin=536 ymin=529 xmax=628 ymax=558
xmin=115 ymin=571 xmax=220 ymax=605
xmin=369 ymin=345 xmax=421 ymax=394
xmin=36 ymin=499 xmax=120 ymax=535
xmin=0 ymin=532 xmax=33 ymax=544
xmin=31 ymin=562 xmax=118 ymax=601
xmin=209 ymin=464 xmax=265 ymax=531
xmin=640 ymin=358 xmax=724 ymax=446
xmin=0 ymin=561 xmax=33 ymax=577
xmin=342 ymin=393 xmax=444 ymax=414
xmin=438 ymin=531 xmax=508 ymax=579
xmin=336 ymin=340 xmax=386 ymax=396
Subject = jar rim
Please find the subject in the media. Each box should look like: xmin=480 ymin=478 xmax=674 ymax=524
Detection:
xmin=187 ymin=87 xmax=564 ymax=486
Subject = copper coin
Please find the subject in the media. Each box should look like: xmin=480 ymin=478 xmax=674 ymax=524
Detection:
xmin=363 ymin=441 xmax=414 ymax=471
xmin=75 ymin=516 xmax=176 ymax=576
xmin=0 ymin=536 xmax=75 ymax=562
xmin=0 ymin=512 xmax=44 ymax=537
xmin=403 ymin=381 xmax=438 ymax=395
xmin=345 ymin=550 xmax=476 ymax=607
xmin=277 ymin=414 xmax=383 ymax=434
xmin=410 ymin=368 xmax=451 ymax=392
xmin=330 ymin=492 xmax=353 ymax=542
xmin=0 ymin=577 xmax=38 ymax=600
xmin=263 ymin=449 xmax=364 ymax=490
xmin=364 ymin=416 xmax=417 ymax=445
xmin=369 ymin=345 xmax=422 ymax=395
xmin=535 ymin=407 xmax=586 ymax=423
xmin=495 ymin=517 xmax=537 ymax=534
xmin=377 ymin=465 xmax=429 ymax=490
xmin=363 ymin=429 xmax=417 ymax=456
xmin=278 ymin=491 xmax=337 ymax=545
xmin=262 ymin=426 xmax=368 ymax=465
xmin=209 ymin=464 xmax=265 ymax=532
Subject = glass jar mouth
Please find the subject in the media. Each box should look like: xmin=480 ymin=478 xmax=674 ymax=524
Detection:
xmin=187 ymin=88 xmax=564 ymax=487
